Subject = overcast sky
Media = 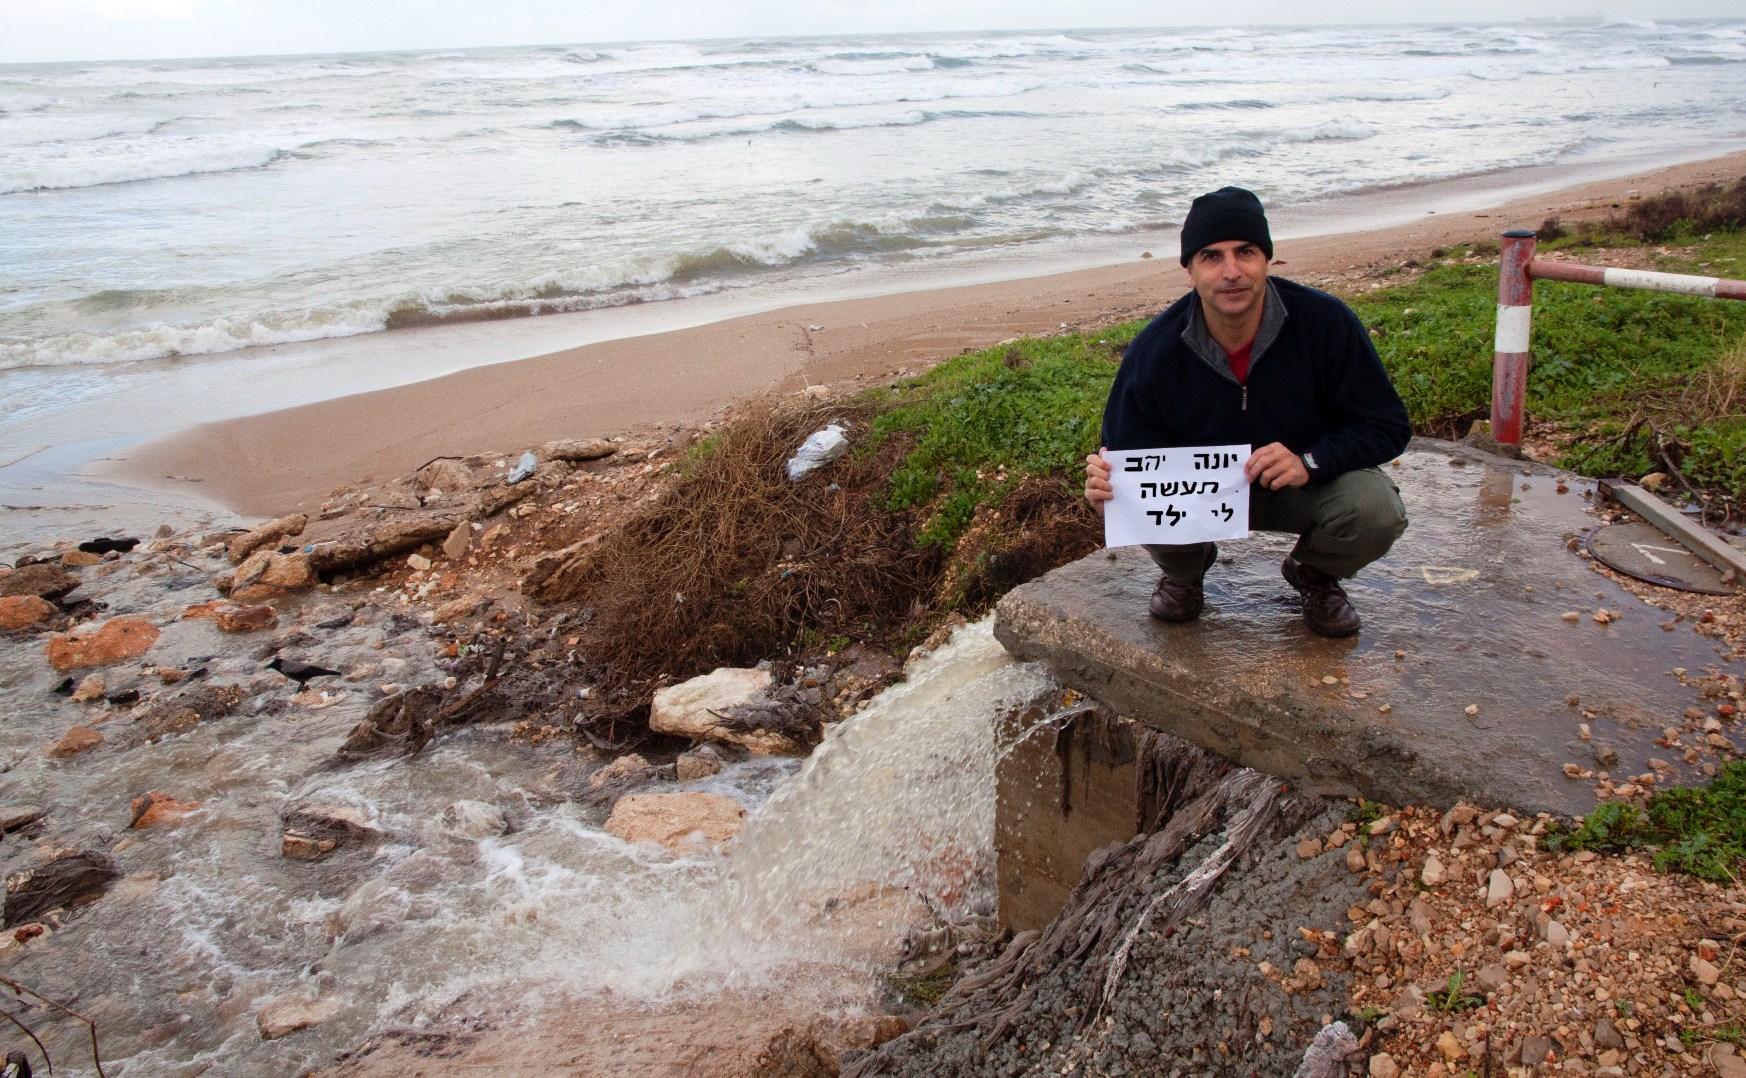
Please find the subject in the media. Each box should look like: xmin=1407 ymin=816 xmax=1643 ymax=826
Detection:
xmin=1 ymin=0 xmax=1740 ymax=66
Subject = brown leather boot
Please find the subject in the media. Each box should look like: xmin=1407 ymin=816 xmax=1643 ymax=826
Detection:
xmin=1148 ymin=546 xmax=1217 ymax=623
xmin=1282 ymin=556 xmax=1361 ymax=637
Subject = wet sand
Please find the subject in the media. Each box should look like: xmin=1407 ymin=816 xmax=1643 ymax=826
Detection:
xmin=113 ymin=149 xmax=1746 ymax=519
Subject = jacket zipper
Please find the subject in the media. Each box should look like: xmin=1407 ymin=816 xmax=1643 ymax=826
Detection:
xmin=1242 ymin=384 xmax=1248 ymax=412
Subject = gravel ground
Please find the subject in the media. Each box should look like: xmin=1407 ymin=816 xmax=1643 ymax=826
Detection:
xmin=1317 ymin=803 xmax=1746 ymax=1077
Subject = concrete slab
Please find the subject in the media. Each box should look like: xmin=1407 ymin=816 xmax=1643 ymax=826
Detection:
xmin=994 ymin=441 xmax=1745 ymax=817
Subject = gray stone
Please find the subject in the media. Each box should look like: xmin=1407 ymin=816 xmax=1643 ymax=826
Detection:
xmin=1520 ymin=1035 xmax=1554 ymax=1066
xmin=1594 ymin=1018 xmax=1625 ymax=1050
xmin=414 ymin=457 xmax=476 ymax=495
xmin=0 ymin=563 xmax=79 ymax=602
xmin=306 ymin=516 xmax=462 ymax=577
xmin=226 ymin=513 xmax=307 ymax=564
xmin=676 ymin=746 xmax=724 ymax=782
xmin=992 ymin=444 xmax=1728 ymax=816
xmin=442 ymin=522 xmax=472 ymax=561
xmin=1486 ymin=868 xmax=1515 ymax=907
xmin=543 ymin=438 xmax=617 ymax=462
xmin=440 ymin=799 xmax=507 ymax=838
xmin=0 ymin=804 xmax=44 ymax=832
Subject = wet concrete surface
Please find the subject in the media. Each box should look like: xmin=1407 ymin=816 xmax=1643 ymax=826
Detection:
xmin=994 ymin=440 xmax=1744 ymax=816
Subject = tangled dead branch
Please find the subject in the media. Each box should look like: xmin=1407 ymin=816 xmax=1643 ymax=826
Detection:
xmin=0 ymin=973 xmax=106 ymax=1077
xmin=543 ymin=402 xmax=942 ymax=695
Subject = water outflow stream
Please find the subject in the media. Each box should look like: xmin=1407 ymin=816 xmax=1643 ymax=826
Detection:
xmin=0 ymin=616 xmax=1055 ymax=1076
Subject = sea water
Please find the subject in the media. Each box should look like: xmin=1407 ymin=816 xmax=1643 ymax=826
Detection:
xmin=3 ymin=19 xmax=1744 ymax=376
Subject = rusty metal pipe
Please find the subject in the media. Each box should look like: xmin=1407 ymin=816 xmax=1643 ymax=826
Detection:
xmin=1528 ymin=258 xmax=1746 ymax=300
xmin=1491 ymin=230 xmax=1536 ymax=445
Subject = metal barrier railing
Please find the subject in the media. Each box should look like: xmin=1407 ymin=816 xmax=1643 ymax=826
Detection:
xmin=1491 ymin=229 xmax=1746 ymax=445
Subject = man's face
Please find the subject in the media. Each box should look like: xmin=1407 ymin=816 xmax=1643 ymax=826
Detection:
xmin=1185 ymin=239 xmax=1269 ymax=323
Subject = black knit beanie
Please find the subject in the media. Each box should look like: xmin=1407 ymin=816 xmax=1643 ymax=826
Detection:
xmin=1179 ymin=186 xmax=1273 ymax=266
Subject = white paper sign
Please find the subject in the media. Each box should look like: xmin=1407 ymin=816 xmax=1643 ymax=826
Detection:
xmin=1102 ymin=444 xmax=1251 ymax=548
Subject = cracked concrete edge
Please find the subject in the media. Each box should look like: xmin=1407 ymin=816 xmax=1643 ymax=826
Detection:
xmin=993 ymin=586 xmax=1585 ymax=817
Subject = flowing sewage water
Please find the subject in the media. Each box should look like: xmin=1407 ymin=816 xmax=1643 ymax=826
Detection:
xmin=0 ymin=615 xmax=1058 ymax=1075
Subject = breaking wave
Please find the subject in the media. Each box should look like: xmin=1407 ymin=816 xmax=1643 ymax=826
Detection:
xmin=0 ymin=213 xmax=984 ymax=369
xmin=0 ymin=137 xmax=282 ymax=194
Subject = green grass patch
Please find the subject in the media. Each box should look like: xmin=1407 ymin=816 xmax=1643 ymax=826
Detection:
xmin=870 ymin=332 xmax=1139 ymax=547
xmin=1548 ymin=761 xmax=1746 ymax=882
xmin=1427 ymin=969 xmax=1486 ymax=1012
xmin=863 ymin=221 xmax=1746 ymax=544
xmin=1348 ymin=232 xmax=1746 ymax=498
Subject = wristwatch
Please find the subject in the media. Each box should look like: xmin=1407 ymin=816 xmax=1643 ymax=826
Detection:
xmin=1301 ymin=451 xmax=1320 ymax=477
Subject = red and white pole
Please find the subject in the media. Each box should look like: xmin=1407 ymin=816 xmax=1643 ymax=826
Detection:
xmin=1492 ymin=230 xmax=1537 ymax=446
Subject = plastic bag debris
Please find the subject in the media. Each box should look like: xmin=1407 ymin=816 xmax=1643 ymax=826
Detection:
xmin=507 ymin=451 xmax=539 ymax=484
xmin=786 ymin=422 xmax=849 ymax=481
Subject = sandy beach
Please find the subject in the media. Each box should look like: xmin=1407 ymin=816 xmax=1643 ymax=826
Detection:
xmin=111 ymin=149 xmax=1746 ymax=519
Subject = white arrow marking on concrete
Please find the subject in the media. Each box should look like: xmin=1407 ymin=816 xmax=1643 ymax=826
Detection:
xmin=1421 ymin=566 xmax=1481 ymax=585
xmin=1629 ymin=542 xmax=1690 ymax=566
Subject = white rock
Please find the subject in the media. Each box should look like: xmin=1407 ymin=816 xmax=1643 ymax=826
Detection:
xmin=441 ymin=799 xmax=507 ymax=838
xmin=1420 ymin=854 xmax=1445 ymax=887
xmin=1485 ymin=868 xmax=1515 ymax=907
xmin=650 ymin=668 xmax=802 ymax=755
xmin=1543 ymin=918 xmax=1570 ymax=947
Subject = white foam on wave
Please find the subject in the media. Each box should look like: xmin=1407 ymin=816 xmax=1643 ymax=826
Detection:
xmin=561 ymin=76 xmax=1043 ymax=132
xmin=931 ymin=169 xmax=1094 ymax=211
xmin=0 ymin=133 xmax=281 ymax=194
xmin=1343 ymin=88 xmax=1452 ymax=102
xmin=34 ymin=58 xmax=397 ymax=89
xmin=0 ymin=111 xmax=166 ymax=147
xmin=772 ymin=108 xmax=931 ymax=132
xmin=0 ymin=91 xmax=59 ymax=114
xmin=592 ymin=43 xmax=710 ymax=71
xmin=811 ymin=55 xmax=936 ymax=76
xmin=0 ymin=304 xmax=385 ymax=369
xmin=1280 ymin=119 xmax=1380 ymax=142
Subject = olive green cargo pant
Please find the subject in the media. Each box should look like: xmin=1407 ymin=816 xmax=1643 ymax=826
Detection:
xmin=1144 ymin=466 xmax=1407 ymax=581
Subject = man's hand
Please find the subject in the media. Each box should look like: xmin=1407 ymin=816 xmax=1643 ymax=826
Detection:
xmin=1084 ymin=448 xmax=1113 ymax=515
xmin=1245 ymin=442 xmax=1309 ymax=491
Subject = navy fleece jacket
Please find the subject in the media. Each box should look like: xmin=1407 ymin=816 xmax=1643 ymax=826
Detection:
xmin=1100 ymin=277 xmax=1411 ymax=484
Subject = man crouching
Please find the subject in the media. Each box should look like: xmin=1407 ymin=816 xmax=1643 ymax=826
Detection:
xmin=1083 ymin=186 xmax=1410 ymax=637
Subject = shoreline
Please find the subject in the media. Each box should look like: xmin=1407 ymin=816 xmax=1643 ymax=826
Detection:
xmin=91 ymin=147 xmax=1746 ymax=519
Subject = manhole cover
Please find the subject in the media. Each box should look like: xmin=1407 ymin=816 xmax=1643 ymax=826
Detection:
xmin=1585 ymin=521 xmax=1737 ymax=595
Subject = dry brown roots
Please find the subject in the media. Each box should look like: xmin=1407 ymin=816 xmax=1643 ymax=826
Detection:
xmin=547 ymin=403 xmax=936 ymax=697
xmin=540 ymin=401 xmax=1099 ymax=717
